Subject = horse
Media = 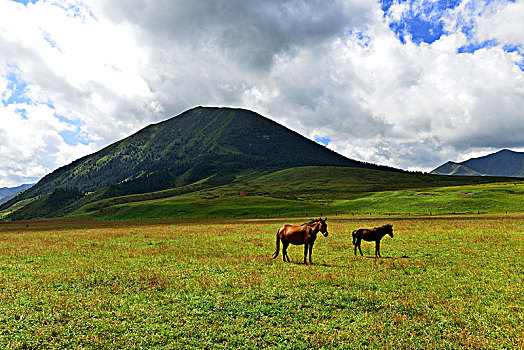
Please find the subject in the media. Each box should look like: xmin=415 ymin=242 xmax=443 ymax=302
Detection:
xmin=352 ymin=224 xmax=393 ymax=257
xmin=272 ymin=218 xmax=329 ymax=265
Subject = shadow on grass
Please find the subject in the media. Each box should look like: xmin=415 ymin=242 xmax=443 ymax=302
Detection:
xmin=272 ymin=255 xmax=412 ymax=267
xmin=362 ymin=255 xmax=411 ymax=259
xmin=273 ymin=260 xmax=348 ymax=268
xmin=311 ymin=262 xmax=349 ymax=268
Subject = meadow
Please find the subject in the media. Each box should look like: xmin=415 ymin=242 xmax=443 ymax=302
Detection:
xmin=73 ymin=181 xmax=524 ymax=220
xmin=1 ymin=215 xmax=523 ymax=349
xmin=5 ymin=166 xmax=523 ymax=221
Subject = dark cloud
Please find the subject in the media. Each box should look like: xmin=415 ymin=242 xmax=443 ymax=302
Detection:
xmin=101 ymin=0 xmax=370 ymax=71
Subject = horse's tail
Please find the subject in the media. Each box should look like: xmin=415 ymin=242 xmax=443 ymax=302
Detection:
xmin=271 ymin=229 xmax=281 ymax=259
xmin=352 ymin=229 xmax=358 ymax=245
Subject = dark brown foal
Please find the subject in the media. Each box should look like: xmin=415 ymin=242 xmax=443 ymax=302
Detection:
xmin=352 ymin=224 xmax=393 ymax=257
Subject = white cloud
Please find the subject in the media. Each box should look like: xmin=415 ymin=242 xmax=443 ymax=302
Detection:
xmin=469 ymin=0 xmax=524 ymax=46
xmin=0 ymin=84 xmax=96 ymax=186
xmin=0 ymin=0 xmax=161 ymax=186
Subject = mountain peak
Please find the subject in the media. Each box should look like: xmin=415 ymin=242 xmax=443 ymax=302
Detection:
xmin=431 ymin=149 xmax=524 ymax=177
xmin=497 ymin=149 xmax=521 ymax=155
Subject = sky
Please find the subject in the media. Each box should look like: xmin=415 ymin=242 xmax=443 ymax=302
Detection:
xmin=1 ymin=0 xmax=524 ymax=187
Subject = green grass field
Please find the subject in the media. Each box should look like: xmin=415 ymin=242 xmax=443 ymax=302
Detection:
xmin=4 ymin=166 xmax=523 ymax=221
xmin=1 ymin=215 xmax=522 ymax=348
xmin=72 ymin=181 xmax=524 ymax=221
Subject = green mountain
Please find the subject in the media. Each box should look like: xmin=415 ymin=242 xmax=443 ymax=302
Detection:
xmin=2 ymin=107 xmax=398 ymax=219
xmin=431 ymin=149 xmax=524 ymax=177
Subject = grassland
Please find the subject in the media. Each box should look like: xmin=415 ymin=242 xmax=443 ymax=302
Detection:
xmin=72 ymin=179 xmax=524 ymax=221
xmin=1 ymin=215 xmax=523 ymax=348
xmin=5 ymin=166 xmax=523 ymax=221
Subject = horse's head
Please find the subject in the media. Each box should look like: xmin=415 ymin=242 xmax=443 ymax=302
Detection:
xmin=319 ymin=217 xmax=328 ymax=237
xmin=384 ymin=224 xmax=393 ymax=238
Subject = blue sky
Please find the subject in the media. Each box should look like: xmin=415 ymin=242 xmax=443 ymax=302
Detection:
xmin=3 ymin=69 xmax=31 ymax=106
xmin=382 ymin=0 xmax=460 ymax=45
xmin=1 ymin=0 xmax=523 ymax=187
xmin=10 ymin=0 xmax=38 ymax=4
xmin=382 ymin=0 xmax=523 ymax=68
xmin=314 ymin=136 xmax=331 ymax=147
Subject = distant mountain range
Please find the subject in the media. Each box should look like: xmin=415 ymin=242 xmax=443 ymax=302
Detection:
xmin=431 ymin=149 xmax=524 ymax=177
xmin=0 ymin=184 xmax=34 ymax=205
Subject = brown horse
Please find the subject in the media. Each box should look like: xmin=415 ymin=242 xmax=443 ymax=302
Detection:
xmin=352 ymin=224 xmax=393 ymax=257
xmin=272 ymin=218 xmax=328 ymax=264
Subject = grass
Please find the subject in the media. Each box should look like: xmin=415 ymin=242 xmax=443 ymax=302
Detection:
xmin=332 ymin=182 xmax=524 ymax=216
xmin=213 ymin=166 xmax=521 ymax=198
xmin=1 ymin=215 xmax=523 ymax=348
xmin=77 ymin=194 xmax=328 ymax=220
xmin=73 ymin=181 xmax=524 ymax=221
xmin=5 ymin=166 xmax=523 ymax=221
xmin=0 ymin=197 xmax=37 ymax=220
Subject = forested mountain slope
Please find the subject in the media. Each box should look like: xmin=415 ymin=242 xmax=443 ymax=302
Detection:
xmin=1 ymin=107 xmax=395 ymax=213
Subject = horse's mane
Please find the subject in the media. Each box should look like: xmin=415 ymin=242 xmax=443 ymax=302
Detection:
xmin=301 ymin=219 xmax=320 ymax=226
xmin=376 ymin=224 xmax=392 ymax=231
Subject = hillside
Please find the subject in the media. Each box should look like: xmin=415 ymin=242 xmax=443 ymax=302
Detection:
xmin=431 ymin=149 xmax=524 ymax=177
xmin=1 ymin=107 xmax=397 ymax=218
xmin=70 ymin=167 xmax=523 ymax=220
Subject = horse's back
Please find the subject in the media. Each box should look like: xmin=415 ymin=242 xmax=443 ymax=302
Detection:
xmin=278 ymin=224 xmax=294 ymax=235
xmin=353 ymin=228 xmax=376 ymax=241
xmin=353 ymin=228 xmax=370 ymax=236
xmin=278 ymin=224 xmax=308 ymax=244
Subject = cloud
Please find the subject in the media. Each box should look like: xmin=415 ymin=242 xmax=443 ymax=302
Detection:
xmin=102 ymin=0 xmax=524 ymax=170
xmin=97 ymin=0 xmax=372 ymax=70
xmin=1 ymin=0 xmax=524 ymax=187
xmin=465 ymin=0 xmax=524 ymax=46
xmin=0 ymin=0 xmax=159 ymax=186
xmin=0 ymin=68 xmax=95 ymax=186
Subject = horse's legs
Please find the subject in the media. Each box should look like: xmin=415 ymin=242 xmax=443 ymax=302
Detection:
xmin=282 ymin=241 xmax=290 ymax=262
xmin=375 ymin=240 xmax=381 ymax=257
xmin=356 ymin=238 xmax=363 ymax=256
xmin=308 ymin=243 xmax=314 ymax=264
xmin=303 ymin=244 xmax=308 ymax=264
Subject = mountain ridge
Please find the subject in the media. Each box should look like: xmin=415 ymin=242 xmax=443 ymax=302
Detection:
xmin=431 ymin=149 xmax=524 ymax=177
xmin=0 ymin=183 xmax=34 ymax=205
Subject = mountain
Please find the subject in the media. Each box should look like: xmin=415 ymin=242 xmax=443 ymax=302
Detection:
xmin=1 ymin=107 xmax=399 ymax=217
xmin=0 ymin=183 xmax=34 ymax=205
xmin=430 ymin=162 xmax=483 ymax=176
xmin=431 ymin=149 xmax=524 ymax=177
